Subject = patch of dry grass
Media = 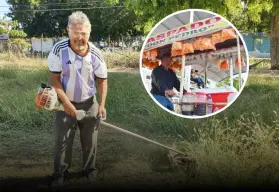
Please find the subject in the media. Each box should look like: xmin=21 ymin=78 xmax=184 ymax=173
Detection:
xmin=101 ymin=50 xmax=140 ymax=69
xmin=0 ymin=51 xmax=140 ymax=71
xmin=0 ymin=53 xmax=48 ymax=70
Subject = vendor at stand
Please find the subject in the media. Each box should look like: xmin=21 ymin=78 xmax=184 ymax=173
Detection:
xmin=150 ymin=52 xmax=187 ymax=111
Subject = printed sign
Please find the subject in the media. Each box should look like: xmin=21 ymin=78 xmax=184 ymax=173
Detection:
xmin=144 ymin=16 xmax=230 ymax=51
xmin=184 ymin=46 xmax=245 ymax=64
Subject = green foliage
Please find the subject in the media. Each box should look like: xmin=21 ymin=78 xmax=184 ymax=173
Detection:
xmin=6 ymin=0 xmax=142 ymax=40
xmin=109 ymin=0 xmax=191 ymax=34
xmin=0 ymin=18 xmax=30 ymax=55
xmin=108 ymin=0 xmax=247 ymax=34
xmin=9 ymin=30 xmax=27 ymax=38
xmin=0 ymin=27 xmax=8 ymax=35
xmin=254 ymin=38 xmax=264 ymax=44
xmin=4 ymin=0 xmax=278 ymax=37
xmin=5 ymin=0 xmax=277 ymax=38
xmin=216 ymin=76 xmax=241 ymax=91
xmin=271 ymin=0 xmax=279 ymax=15
xmin=246 ymin=0 xmax=272 ymax=23
xmin=108 ymin=0 xmax=278 ymax=70
xmin=0 ymin=17 xmax=9 ymax=35
xmin=9 ymin=20 xmax=19 ymax=29
xmin=8 ymin=38 xmax=31 ymax=48
xmin=107 ymin=0 xmax=275 ymax=34
xmin=0 ymin=19 xmax=28 ymax=39
xmin=0 ymin=20 xmax=9 ymax=26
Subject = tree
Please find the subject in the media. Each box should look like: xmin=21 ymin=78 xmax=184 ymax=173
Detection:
xmin=6 ymin=0 xmax=143 ymax=42
xmin=109 ymin=0 xmax=279 ymax=69
xmin=108 ymin=0 xmax=246 ymax=34
xmin=0 ymin=18 xmax=31 ymax=57
xmin=7 ymin=0 xmax=70 ymax=37
xmin=270 ymin=0 xmax=279 ymax=70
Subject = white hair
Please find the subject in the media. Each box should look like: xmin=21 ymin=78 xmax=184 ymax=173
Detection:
xmin=67 ymin=11 xmax=91 ymax=30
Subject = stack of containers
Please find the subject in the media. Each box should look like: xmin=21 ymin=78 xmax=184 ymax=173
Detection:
xmin=194 ymin=92 xmax=207 ymax=116
xmin=182 ymin=92 xmax=208 ymax=116
xmin=182 ymin=92 xmax=195 ymax=115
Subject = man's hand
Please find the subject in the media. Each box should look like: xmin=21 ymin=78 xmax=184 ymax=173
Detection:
xmin=50 ymin=72 xmax=77 ymax=117
xmin=98 ymin=104 xmax=106 ymax=118
xmin=165 ymin=90 xmax=177 ymax=97
xmin=63 ymin=101 xmax=77 ymax=117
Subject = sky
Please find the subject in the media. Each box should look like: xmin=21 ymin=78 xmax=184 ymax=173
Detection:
xmin=0 ymin=0 xmax=10 ymax=18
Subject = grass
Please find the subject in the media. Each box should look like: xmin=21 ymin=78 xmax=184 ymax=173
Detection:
xmin=101 ymin=50 xmax=140 ymax=69
xmin=175 ymin=113 xmax=279 ymax=186
xmin=1 ymin=57 xmax=279 ymax=189
xmin=0 ymin=49 xmax=140 ymax=70
xmin=249 ymin=57 xmax=271 ymax=69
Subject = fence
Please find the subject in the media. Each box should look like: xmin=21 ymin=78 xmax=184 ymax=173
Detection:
xmin=2 ymin=33 xmax=269 ymax=59
xmin=23 ymin=35 xmax=144 ymax=59
xmin=0 ymin=35 xmax=144 ymax=60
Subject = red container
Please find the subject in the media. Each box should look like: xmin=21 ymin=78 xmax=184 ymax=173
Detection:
xmin=206 ymin=92 xmax=234 ymax=112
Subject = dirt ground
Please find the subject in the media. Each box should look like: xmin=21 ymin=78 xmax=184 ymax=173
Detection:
xmin=0 ymin=123 xmax=192 ymax=191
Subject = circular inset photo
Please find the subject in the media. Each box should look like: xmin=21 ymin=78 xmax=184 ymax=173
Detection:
xmin=140 ymin=9 xmax=249 ymax=118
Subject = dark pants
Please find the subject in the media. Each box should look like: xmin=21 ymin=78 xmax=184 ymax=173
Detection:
xmin=52 ymin=96 xmax=99 ymax=177
xmin=193 ymin=77 xmax=204 ymax=88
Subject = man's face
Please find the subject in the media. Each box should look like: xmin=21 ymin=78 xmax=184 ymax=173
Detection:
xmin=161 ymin=55 xmax=172 ymax=67
xmin=67 ymin=23 xmax=91 ymax=51
xmin=192 ymin=73 xmax=197 ymax=78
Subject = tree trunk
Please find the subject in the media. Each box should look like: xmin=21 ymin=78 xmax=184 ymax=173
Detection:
xmin=271 ymin=14 xmax=279 ymax=70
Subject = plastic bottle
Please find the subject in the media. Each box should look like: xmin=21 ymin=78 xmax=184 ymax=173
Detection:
xmin=207 ymin=94 xmax=213 ymax=114
xmin=227 ymin=92 xmax=238 ymax=104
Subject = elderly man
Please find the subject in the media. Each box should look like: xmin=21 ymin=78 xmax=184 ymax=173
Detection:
xmin=150 ymin=53 xmax=186 ymax=111
xmin=47 ymin=11 xmax=107 ymax=187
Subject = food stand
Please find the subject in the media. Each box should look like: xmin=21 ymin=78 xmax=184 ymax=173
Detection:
xmin=141 ymin=10 xmax=248 ymax=116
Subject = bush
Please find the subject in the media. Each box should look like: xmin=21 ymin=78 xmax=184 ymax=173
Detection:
xmin=101 ymin=50 xmax=140 ymax=69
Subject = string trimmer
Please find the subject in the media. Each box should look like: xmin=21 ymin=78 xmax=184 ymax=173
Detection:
xmin=34 ymin=83 xmax=188 ymax=162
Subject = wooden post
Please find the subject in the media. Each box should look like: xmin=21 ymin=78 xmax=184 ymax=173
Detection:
xmin=108 ymin=35 xmax=110 ymax=49
xmin=121 ymin=35 xmax=124 ymax=50
xmin=179 ymin=55 xmax=186 ymax=114
xmin=41 ymin=34 xmax=43 ymax=59
xmin=229 ymin=58 xmax=234 ymax=88
xmin=205 ymin=61 xmax=208 ymax=88
xmin=237 ymin=35 xmax=242 ymax=90
xmin=8 ymin=40 xmax=11 ymax=62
